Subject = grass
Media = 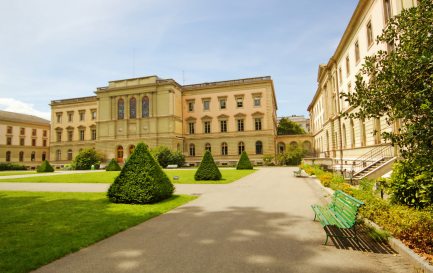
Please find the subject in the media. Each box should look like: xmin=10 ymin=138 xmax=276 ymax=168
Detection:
xmin=0 ymin=191 xmax=196 ymax=273
xmin=0 ymin=171 xmax=35 ymax=176
xmin=0 ymin=169 xmax=256 ymax=184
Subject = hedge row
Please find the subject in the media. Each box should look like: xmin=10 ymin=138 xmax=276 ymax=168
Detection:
xmin=0 ymin=163 xmax=27 ymax=171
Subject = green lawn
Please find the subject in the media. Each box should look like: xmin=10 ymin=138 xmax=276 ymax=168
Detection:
xmin=0 ymin=171 xmax=35 ymax=176
xmin=0 ymin=169 xmax=256 ymax=184
xmin=0 ymin=191 xmax=196 ymax=273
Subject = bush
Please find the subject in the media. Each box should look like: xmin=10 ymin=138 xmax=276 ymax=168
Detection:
xmin=151 ymin=146 xmax=186 ymax=168
xmin=0 ymin=163 xmax=27 ymax=171
xmin=263 ymin=155 xmax=274 ymax=166
xmin=72 ymin=148 xmax=104 ymax=170
xmin=300 ymin=163 xmax=324 ymax=176
xmin=36 ymin=160 xmax=54 ymax=173
xmin=194 ymin=151 xmax=222 ymax=180
xmin=236 ymin=151 xmax=253 ymax=170
xmin=107 ymin=143 xmax=174 ymax=204
xmin=277 ymin=147 xmax=306 ymax=166
xmin=106 ymin=159 xmax=121 ymax=171
xmin=318 ymin=172 xmax=333 ymax=187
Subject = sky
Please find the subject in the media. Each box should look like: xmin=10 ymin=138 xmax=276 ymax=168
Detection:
xmin=0 ymin=0 xmax=358 ymax=120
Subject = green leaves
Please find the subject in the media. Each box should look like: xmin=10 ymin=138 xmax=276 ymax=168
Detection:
xmin=72 ymin=148 xmax=104 ymax=170
xmin=236 ymin=151 xmax=253 ymax=170
xmin=194 ymin=150 xmax=222 ymax=180
xmin=36 ymin=160 xmax=54 ymax=173
xmin=277 ymin=118 xmax=306 ymax=135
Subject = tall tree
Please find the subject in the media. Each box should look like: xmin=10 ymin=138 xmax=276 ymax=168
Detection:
xmin=277 ymin=118 xmax=306 ymax=135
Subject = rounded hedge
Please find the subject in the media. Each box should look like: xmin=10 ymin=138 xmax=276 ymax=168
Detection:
xmin=106 ymin=158 xmax=121 ymax=171
xmin=236 ymin=151 xmax=253 ymax=170
xmin=37 ymin=160 xmax=54 ymax=173
xmin=194 ymin=150 xmax=222 ymax=180
xmin=107 ymin=142 xmax=174 ymax=204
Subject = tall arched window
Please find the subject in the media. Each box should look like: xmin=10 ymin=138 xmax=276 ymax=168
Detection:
xmin=56 ymin=149 xmax=61 ymax=161
xmin=255 ymin=141 xmax=263 ymax=154
xmin=6 ymin=151 xmax=11 ymax=162
xmin=221 ymin=142 xmax=228 ymax=155
xmin=205 ymin=143 xmax=211 ymax=152
xmin=129 ymin=97 xmax=136 ymax=119
xmin=31 ymin=151 xmax=36 ymax=161
xmin=342 ymin=124 xmax=347 ymax=148
xmin=277 ymin=142 xmax=285 ymax=154
xmin=117 ymin=146 xmax=124 ymax=163
xmin=326 ymin=131 xmax=330 ymax=151
xmin=303 ymin=141 xmax=312 ymax=151
xmin=189 ymin=144 xmax=195 ymax=156
xmin=238 ymin=142 xmax=245 ymax=155
xmin=129 ymin=145 xmax=135 ymax=155
xmin=142 ymin=96 xmax=149 ymax=117
xmin=350 ymin=119 xmax=356 ymax=148
xmin=374 ymin=118 xmax=381 ymax=144
xmin=118 ymin=99 xmax=125 ymax=119
xmin=19 ymin=151 xmax=24 ymax=162
xmin=67 ymin=149 xmax=73 ymax=160
xmin=42 ymin=152 xmax=46 ymax=161
xmin=360 ymin=118 xmax=367 ymax=147
xmin=290 ymin=141 xmax=298 ymax=149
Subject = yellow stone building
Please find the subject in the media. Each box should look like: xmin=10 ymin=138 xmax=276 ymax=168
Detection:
xmin=307 ymin=0 xmax=415 ymax=178
xmin=0 ymin=110 xmax=50 ymax=167
xmin=50 ymin=75 xmax=280 ymax=166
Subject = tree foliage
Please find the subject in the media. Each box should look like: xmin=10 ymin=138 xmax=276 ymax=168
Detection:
xmin=36 ymin=160 xmax=54 ymax=173
xmin=105 ymin=158 xmax=121 ymax=171
xmin=72 ymin=148 xmax=104 ymax=170
xmin=107 ymin=142 xmax=174 ymax=204
xmin=341 ymin=0 xmax=433 ymax=207
xmin=236 ymin=151 xmax=253 ymax=170
xmin=277 ymin=146 xmax=307 ymax=166
xmin=277 ymin=118 xmax=306 ymax=135
xmin=194 ymin=150 xmax=222 ymax=180
xmin=151 ymin=146 xmax=185 ymax=168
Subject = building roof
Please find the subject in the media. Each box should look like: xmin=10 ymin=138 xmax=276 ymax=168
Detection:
xmin=0 ymin=110 xmax=50 ymax=125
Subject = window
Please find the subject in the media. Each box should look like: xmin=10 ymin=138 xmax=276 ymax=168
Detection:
xmin=238 ymin=142 xmax=245 ymax=155
xmin=342 ymin=124 xmax=347 ymax=148
xmin=79 ymin=129 xmax=85 ymax=141
xmin=237 ymin=119 xmax=244 ymax=131
xmin=129 ymin=145 xmax=135 ymax=155
xmin=278 ymin=142 xmax=285 ymax=154
xmin=220 ymin=120 xmax=227 ymax=132
xmin=142 ymin=96 xmax=149 ymax=117
xmin=68 ymin=112 xmax=73 ymax=122
xmin=219 ymin=99 xmax=226 ymax=109
xmin=68 ymin=131 xmax=73 ymax=142
xmin=19 ymin=151 xmax=24 ymax=162
xmin=188 ymin=101 xmax=194 ymax=112
xmin=383 ymin=0 xmax=392 ymax=23
xmin=255 ymin=118 xmax=262 ymax=131
xmin=254 ymin=97 xmax=261 ymax=107
xmin=189 ymin=122 xmax=195 ymax=134
xmin=43 ymin=139 xmax=47 ymax=147
xmin=374 ymin=118 xmax=382 ymax=144
xmin=32 ymin=129 xmax=37 ymax=136
xmin=205 ymin=143 xmax=211 ymax=152
xmin=221 ymin=142 xmax=228 ymax=155
xmin=130 ymin=97 xmax=137 ymax=119
xmin=20 ymin=138 xmax=25 ymax=146
xmin=236 ymin=97 xmax=243 ymax=108
xmin=67 ymin=149 xmax=73 ymax=160
xmin=361 ymin=119 xmax=367 ymax=147
xmin=20 ymin=127 xmax=25 ymax=135
xmin=355 ymin=40 xmax=360 ymax=63
xmin=203 ymin=100 xmax=210 ymax=111
xmin=7 ymin=126 xmax=12 ymax=134
xmin=6 ymin=151 xmax=11 ymax=162
xmin=255 ymin=141 xmax=263 ymax=155
xmin=118 ymin=99 xmax=125 ymax=119
xmin=350 ymin=119 xmax=356 ymax=148
xmin=32 ymin=139 xmax=36 ymax=146
xmin=189 ymin=144 xmax=195 ymax=156
xmin=6 ymin=137 xmax=12 ymax=145
xmin=91 ymin=110 xmax=97 ymax=120
xmin=204 ymin=121 xmax=211 ymax=134
xmin=345 ymin=56 xmax=350 ymax=76
xmin=56 ymin=149 xmax=61 ymax=161
xmin=117 ymin=146 xmax=124 ymax=162
xmin=56 ymin=113 xmax=62 ymax=123
xmin=367 ymin=21 xmax=373 ymax=47
xmin=338 ymin=67 xmax=343 ymax=83
xmin=31 ymin=151 xmax=35 ymax=162
xmin=42 ymin=152 xmax=46 ymax=161
xmin=79 ymin=111 xmax=85 ymax=121
xmin=91 ymin=129 xmax=97 ymax=140
xmin=43 ymin=130 xmax=47 ymax=137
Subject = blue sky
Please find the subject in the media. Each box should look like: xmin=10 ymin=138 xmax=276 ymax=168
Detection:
xmin=0 ymin=0 xmax=358 ymax=120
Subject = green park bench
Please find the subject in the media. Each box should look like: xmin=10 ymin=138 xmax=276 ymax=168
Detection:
xmin=293 ymin=168 xmax=303 ymax=177
xmin=311 ymin=190 xmax=364 ymax=245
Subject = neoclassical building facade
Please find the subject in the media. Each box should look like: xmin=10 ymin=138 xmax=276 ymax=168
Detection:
xmin=308 ymin=0 xmax=415 ymax=173
xmin=50 ymin=75 xmax=286 ymax=166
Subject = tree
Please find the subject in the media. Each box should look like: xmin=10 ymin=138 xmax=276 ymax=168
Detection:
xmin=277 ymin=118 xmax=306 ymax=135
xmin=341 ymin=0 xmax=433 ymax=207
xmin=194 ymin=150 xmax=222 ymax=180
xmin=236 ymin=151 xmax=253 ymax=170
xmin=105 ymin=158 xmax=121 ymax=171
xmin=72 ymin=148 xmax=104 ymax=170
xmin=107 ymin=142 xmax=174 ymax=204
xmin=36 ymin=160 xmax=54 ymax=173
xmin=151 ymin=146 xmax=185 ymax=168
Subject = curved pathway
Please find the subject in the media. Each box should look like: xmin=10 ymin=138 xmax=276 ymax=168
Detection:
xmin=24 ymin=167 xmax=413 ymax=273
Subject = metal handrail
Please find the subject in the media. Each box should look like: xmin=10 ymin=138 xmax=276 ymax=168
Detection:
xmin=351 ymin=145 xmax=394 ymax=175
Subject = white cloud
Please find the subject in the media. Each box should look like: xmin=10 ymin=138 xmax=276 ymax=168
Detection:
xmin=0 ymin=98 xmax=51 ymax=120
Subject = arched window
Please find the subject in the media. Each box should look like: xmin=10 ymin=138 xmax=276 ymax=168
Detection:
xmin=19 ymin=151 xmax=24 ymax=162
xmin=129 ymin=97 xmax=136 ymax=119
xmin=238 ymin=142 xmax=245 ymax=155
xmin=290 ymin=141 xmax=298 ymax=149
xmin=205 ymin=143 xmax=211 ymax=153
xmin=342 ymin=124 xmax=347 ymax=148
xmin=129 ymin=145 xmax=135 ymax=155
xmin=118 ymin=99 xmax=125 ymax=120
xmin=56 ymin=149 xmax=61 ymax=161
xmin=177 ymin=143 xmax=180 ymax=151
xmin=189 ymin=144 xmax=195 ymax=156
xmin=221 ymin=142 xmax=228 ymax=155
xmin=31 ymin=151 xmax=36 ymax=161
xmin=326 ymin=131 xmax=330 ymax=151
xmin=374 ymin=118 xmax=381 ymax=144
xmin=142 ymin=96 xmax=149 ymax=117
xmin=303 ymin=141 xmax=312 ymax=151
xmin=277 ymin=142 xmax=285 ymax=154
xmin=360 ymin=118 xmax=367 ymax=147
xmin=117 ymin=146 xmax=124 ymax=163
xmin=42 ymin=152 xmax=46 ymax=161
xmin=67 ymin=149 xmax=73 ymax=160
xmin=350 ymin=119 xmax=355 ymax=148
xmin=6 ymin=151 xmax=11 ymax=162
xmin=255 ymin=141 xmax=263 ymax=154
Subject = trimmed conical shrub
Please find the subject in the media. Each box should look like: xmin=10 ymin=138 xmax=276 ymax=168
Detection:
xmin=236 ymin=151 xmax=253 ymax=170
xmin=106 ymin=158 xmax=121 ymax=171
xmin=194 ymin=150 xmax=222 ymax=180
xmin=37 ymin=160 xmax=54 ymax=173
xmin=107 ymin=142 xmax=174 ymax=204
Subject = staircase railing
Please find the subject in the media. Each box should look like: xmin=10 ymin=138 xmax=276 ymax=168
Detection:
xmin=350 ymin=145 xmax=394 ymax=176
